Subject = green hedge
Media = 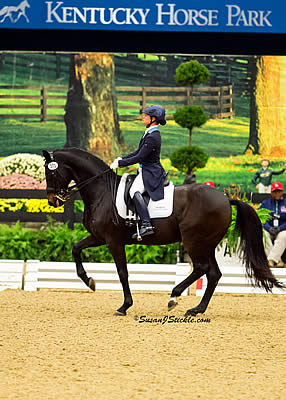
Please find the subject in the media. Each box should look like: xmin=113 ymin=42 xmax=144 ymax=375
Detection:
xmin=0 ymin=202 xmax=271 ymax=262
xmin=0 ymin=220 xmax=179 ymax=263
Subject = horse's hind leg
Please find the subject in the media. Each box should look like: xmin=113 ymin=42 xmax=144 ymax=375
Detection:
xmin=185 ymin=255 xmax=222 ymax=317
xmin=72 ymin=235 xmax=105 ymax=290
xmin=168 ymin=265 xmax=208 ymax=311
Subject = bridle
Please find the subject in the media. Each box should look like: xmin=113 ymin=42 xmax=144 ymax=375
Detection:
xmin=44 ymin=151 xmax=114 ymax=204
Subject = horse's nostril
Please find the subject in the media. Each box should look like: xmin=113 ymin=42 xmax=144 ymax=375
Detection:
xmin=47 ymin=193 xmax=56 ymax=207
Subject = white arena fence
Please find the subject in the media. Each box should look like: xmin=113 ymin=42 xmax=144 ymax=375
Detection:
xmin=0 ymin=251 xmax=285 ymax=295
xmin=195 ymin=247 xmax=286 ymax=295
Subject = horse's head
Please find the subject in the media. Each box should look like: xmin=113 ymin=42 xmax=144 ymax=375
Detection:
xmin=42 ymin=150 xmax=74 ymax=207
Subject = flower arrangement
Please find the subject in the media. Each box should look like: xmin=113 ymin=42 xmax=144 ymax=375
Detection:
xmin=0 ymin=153 xmax=45 ymax=181
xmin=0 ymin=198 xmax=64 ymax=213
xmin=0 ymin=173 xmax=46 ymax=189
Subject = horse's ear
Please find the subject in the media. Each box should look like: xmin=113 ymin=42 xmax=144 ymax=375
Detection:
xmin=42 ymin=150 xmax=51 ymax=161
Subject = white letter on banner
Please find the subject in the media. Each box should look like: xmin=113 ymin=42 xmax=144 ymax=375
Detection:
xmin=156 ymin=3 xmax=175 ymax=25
xmin=259 ymin=10 xmax=272 ymax=27
xmin=113 ymin=8 xmax=126 ymax=25
xmin=208 ymin=10 xmax=219 ymax=26
xmin=73 ymin=7 xmax=87 ymax=23
xmin=137 ymin=8 xmax=150 ymax=25
xmin=85 ymin=8 xmax=99 ymax=24
xmin=188 ymin=9 xmax=198 ymax=26
xmin=235 ymin=10 xmax=248 ymax=26
xmin=99 ymin=8 xmax=113 ymax=25
xmin=46 ymin=1 xmax=63 ymax=23
xmin=226 ymin=5 xmax=240 ymax=26
xmin=62 ymin=7 xmax=73 ymax=23
xmin=174 ymin=9 xmax=188 ymax=26
xmin=126 ymin=9 xmax=144 ymax=25
xmin=247 ymin=10 xmax=259 ymax=27
xmin=196 ymin=9 xmax=208 ymax=26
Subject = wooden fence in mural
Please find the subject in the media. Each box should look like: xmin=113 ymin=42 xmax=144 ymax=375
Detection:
xmin=0 ymin=52 xmax=254 ymax=94
xmin=0 ymin=84 xmax=233 ymax=121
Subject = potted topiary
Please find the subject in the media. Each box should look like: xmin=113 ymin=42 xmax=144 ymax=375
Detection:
xmin=173 ymin=105 xmax=208 ymax=146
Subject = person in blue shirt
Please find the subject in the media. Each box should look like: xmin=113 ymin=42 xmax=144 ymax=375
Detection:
xmin=110 ymin=105 xmax=166 ymax=239
xmin=260 ymin=181 xmax=286 ymax=267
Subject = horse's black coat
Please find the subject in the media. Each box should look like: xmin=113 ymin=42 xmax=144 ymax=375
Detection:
xmin=43 ymin=148 xmax=284 ymax=316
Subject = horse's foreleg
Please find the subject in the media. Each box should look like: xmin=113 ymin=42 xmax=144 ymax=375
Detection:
xmin=108 ymin=242 xmax=133 ymax=316
xmin=185 ymin=258 xmax=222 ymax=317
xmin=72 ymin=235 xmax=105 ymax=290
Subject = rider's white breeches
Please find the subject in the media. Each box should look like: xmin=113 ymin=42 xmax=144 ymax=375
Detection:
xmin=130 ymin=169 xmax=145 ymax=198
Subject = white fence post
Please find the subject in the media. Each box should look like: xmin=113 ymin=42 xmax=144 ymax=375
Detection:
xmin=24 ymin=260 xmax=40 ymax=291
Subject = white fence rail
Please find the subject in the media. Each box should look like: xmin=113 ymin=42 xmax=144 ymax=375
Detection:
xmin=24 ymin=261 xmax=190 ymax=295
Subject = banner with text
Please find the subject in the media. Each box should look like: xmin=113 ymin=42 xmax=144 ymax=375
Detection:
xmin=0 ymin=0 xmax=285 ymax=33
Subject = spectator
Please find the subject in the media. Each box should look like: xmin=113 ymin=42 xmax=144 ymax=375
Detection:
xmin=260 ymin=182 xmax=286 ymax=267
xmin=203 ymin=181 xmax=215 ymax=188
xmin=252 ymin=159 xmax=286 ymax=193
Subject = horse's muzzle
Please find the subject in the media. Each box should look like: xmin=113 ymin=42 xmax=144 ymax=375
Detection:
xmin=47 ymin=193 xmax=63 ymax=208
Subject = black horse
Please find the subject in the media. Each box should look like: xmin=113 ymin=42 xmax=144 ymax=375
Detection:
xmin=43 ymin=148 xmax=284 ymax=316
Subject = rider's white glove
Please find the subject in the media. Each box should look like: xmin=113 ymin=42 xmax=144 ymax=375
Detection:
xmin=110 ymin=157 xmax=122 ymax=170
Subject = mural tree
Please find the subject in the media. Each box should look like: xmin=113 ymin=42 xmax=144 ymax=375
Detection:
xmin=64 ymin=53 xmax=122 ymax=162
xmin=173 ymin=60 xmax=209 ymax=146
xmin=246 ymin=56 xmax=286 ymax=156
xmin=170 ymin=60 xmax=209 ymax=183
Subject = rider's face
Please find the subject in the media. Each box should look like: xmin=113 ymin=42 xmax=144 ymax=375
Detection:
xmin=142 ymin=113 xmax=151 ymax=127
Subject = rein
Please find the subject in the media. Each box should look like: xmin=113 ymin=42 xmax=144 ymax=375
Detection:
xmin=55 ymin=168 xmax=113 ymax=203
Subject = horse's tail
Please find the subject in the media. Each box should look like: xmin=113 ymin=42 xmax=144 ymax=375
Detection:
xmin=229 ymin=199 xmax=285 ymax=292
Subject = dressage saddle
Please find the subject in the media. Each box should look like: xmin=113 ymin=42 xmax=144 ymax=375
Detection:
xmin=124 ymin=172 xmax=169 ymax=216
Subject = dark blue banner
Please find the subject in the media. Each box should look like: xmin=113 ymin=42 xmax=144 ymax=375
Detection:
xmin=0 ymin=0 xmax=285 ymax=33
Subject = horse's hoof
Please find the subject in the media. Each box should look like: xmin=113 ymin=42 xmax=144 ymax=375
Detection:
xmin=88 ymin=278 xmax=96 ymax=291
xmin=184 ymin=309 xmax=199 ymax=317
xmin=168 ymin=299 xmax=178 ymax=311
xmin=113 ymin=310 xmax=126 ymax=316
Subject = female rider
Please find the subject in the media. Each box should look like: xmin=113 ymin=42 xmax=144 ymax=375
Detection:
xmin=110 ymin=105 xmax=166 ymax=238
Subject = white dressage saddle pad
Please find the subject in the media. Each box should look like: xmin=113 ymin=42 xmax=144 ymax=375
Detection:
xmin=116 ymin=173 xmax=174 ymax=219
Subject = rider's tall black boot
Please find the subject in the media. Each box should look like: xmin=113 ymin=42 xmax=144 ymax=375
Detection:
xmin=132 ymin=191 xmax=154 ymax=239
